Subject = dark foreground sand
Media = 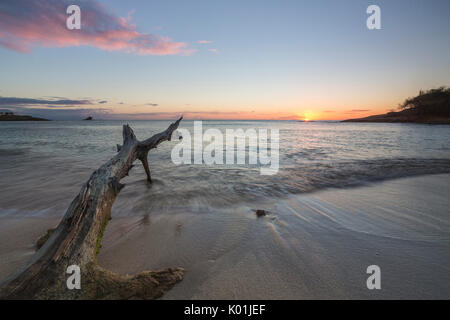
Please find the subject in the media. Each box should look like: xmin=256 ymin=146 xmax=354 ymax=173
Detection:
xmin=1 ymin=174 xmax=449 ymax=299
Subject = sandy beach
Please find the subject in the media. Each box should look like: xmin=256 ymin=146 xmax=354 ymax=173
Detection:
xmin=1 ymin=174 xmax=448 ymax=299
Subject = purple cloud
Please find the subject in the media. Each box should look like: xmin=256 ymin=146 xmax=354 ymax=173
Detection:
xmin=0 ymin=0 xmax=194 ymax=55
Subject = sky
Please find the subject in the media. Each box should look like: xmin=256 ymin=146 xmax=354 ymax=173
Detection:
xmin=0 ymin=0 xmax=449 ymax=120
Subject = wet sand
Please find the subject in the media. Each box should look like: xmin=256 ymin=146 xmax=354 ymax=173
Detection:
xmin=1 ymin=174 xmax=449 ymax=299
xmin=0 ymin=217 xmax=59 ymax=281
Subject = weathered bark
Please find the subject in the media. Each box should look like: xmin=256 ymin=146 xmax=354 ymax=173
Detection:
xmin=0 ymin=117 xmax=183 ymax=300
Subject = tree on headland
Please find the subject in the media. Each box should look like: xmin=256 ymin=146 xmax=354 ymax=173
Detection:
xmin=399 ymin=87 xmax=450 ymax=117
xmin=342 ymin=87 xmax=450 ymax=123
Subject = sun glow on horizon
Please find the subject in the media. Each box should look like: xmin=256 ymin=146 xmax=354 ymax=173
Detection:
xmin=301 ymin=111 xmax=317 ymax=122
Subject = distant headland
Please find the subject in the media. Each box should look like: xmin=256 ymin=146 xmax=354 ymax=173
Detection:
xmin=343 ymin=87 xmax=450 ymax=124
xmin=0 ymin=111 xmax=50 ymax=121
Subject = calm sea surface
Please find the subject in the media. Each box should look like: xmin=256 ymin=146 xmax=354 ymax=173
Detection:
xmin=1 ymin=120 xmax=450 ymax=217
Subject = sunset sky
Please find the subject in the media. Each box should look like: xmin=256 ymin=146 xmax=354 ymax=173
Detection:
xmin=1 ymin=0 xmax=449 ymax=120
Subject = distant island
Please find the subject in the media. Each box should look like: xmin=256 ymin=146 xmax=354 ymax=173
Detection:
xmin=0 ymin=111 xmax=49 ymax=121
xmin=83 ymin=116 xmax=93 ymax=121
xmin=343 ymin=87 xmax=450 ymax=124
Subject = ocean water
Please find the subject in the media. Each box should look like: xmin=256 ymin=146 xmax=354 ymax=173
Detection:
xmin=0 ymin=120 xmax=450 ymax=217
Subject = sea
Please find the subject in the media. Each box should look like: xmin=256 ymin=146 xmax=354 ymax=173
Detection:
xmin=0 ymin=120 xmax=450 ymax=217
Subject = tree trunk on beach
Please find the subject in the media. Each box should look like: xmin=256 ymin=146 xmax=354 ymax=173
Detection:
xmin=0 ymin=117 xmax=184 ymax=300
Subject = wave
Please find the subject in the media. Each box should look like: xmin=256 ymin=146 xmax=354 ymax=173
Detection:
xmin=109 ymin=157 xmax=450 ymax=216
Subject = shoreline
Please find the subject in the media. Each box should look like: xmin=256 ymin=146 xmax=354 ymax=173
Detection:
xmin=342 ymin=109 xmax=450 ymax=124
xmin=0 ymin=115 xmax=50 ymax=121
xmin=1 ymin=173 xmax=449 ymax=299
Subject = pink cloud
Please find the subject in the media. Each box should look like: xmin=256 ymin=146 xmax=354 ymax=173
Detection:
xmin=0 ymin=0 xmax=194 ymax=56
xmin=198 ymin=40 xmax=212 ymax=44
xmin=208 ymin=48 xmax=219 ymax=54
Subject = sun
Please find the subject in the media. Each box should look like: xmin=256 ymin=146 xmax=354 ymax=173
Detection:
xmin=296 ymin=111 xmax=315 ymax=121
xmin=303 ymin=111 xmax=317 ymax=121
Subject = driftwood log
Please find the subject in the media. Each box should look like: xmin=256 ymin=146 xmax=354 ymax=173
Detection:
xmin=0 ymin=117 xmax=184 ymax=299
